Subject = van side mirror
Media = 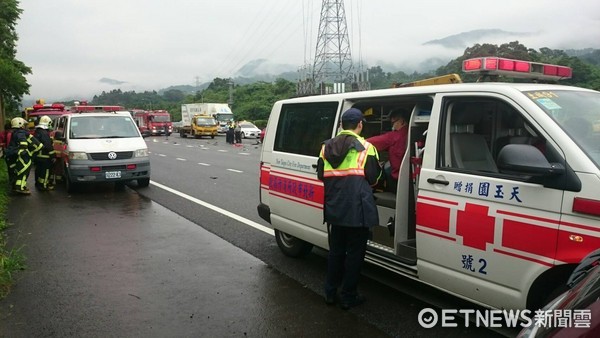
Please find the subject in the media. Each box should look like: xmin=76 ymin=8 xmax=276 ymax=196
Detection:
xmin=497 ymin=144 xmax=565 ymax=176
xmin=54 ymin=131 xmax=64 ymax=141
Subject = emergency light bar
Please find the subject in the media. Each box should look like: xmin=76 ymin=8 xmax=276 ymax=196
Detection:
xmin=71 ymin=105 xmax=125 ymax=113
xmin=32 ymin=103 xmax=66 ymax=111
xmin=462 ymin=57 xmax=572 ymax=81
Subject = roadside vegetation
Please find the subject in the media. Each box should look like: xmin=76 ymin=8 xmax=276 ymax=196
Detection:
xmin=0 ymin=164 xmax=25 ymax=299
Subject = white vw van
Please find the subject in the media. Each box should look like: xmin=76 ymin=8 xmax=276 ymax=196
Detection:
xmin=53 ymin=110 xmax=151 ymax=192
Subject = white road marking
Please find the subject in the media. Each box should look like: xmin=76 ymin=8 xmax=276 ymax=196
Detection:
xmin=218 ymin=150 xmax=228 ymax=152
xmin=198 ymin=163 xmax=210 ymax=166
xmin=239 ymin=153 xmax=250 ymax=155
xmin=158 ymin=154 xmax=166 ymax=157
xmin=227 ymin=169 xmax=243 ymax=173
xmin=176 ymin=158 xmax=187 ymax=161
xmin=186 ymin=145 xmax=194 ymax=148
xmin=150 ymin=181 xmax=274 ymax=236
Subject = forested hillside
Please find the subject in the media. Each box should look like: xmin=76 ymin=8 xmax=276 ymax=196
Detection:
xmin=88 ymin=41 xmax=600 ymax=123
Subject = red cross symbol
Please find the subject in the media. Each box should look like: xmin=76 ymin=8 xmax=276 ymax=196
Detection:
xmin=456 ymin=203 xmax=495 ymax=251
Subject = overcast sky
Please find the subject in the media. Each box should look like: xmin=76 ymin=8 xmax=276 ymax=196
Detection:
xmin=16 ymin=0 xmax=600 ymax=101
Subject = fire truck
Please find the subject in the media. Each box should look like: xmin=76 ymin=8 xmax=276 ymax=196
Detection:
xmin=131 ymin=110 xmax=173 ymax=136
xmin=257 ymin=57 xmax=600 ymax=311
xmin=26 ymin=102 xmax=70 ymax=130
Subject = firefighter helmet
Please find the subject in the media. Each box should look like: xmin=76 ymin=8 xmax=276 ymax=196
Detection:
xmin=11 ymin=117 xmax=27 ymax=129
xmin=38 ymin=115 xmax=52 ymax=129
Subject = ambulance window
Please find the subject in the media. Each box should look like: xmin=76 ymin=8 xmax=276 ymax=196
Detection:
xmin=439 ymin=98 xmax=551 ymax=177
xmin=274 ymin=102 xmax=338 ymax=157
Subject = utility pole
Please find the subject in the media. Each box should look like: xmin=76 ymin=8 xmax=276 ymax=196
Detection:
xmin=227 ymin=80 xmax=234 ymax=107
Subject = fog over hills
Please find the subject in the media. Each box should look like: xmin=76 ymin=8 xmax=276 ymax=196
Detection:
xmin=423 ymin=29 xmax=532 ymax=49
xmin=34 ymin=29 xmax=598 ymax=104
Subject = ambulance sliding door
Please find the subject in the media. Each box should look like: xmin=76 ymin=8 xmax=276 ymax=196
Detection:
xmin=268 ymin=102 xmax=338 ymax=249
xmin=416 ymin=94 xmax=565 ymax=309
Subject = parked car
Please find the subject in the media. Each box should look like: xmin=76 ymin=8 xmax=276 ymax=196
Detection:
xmin=239 ymin=122 xmax=261 ymax=138
xmin=517 ymin=249 xmax=600 ymax=337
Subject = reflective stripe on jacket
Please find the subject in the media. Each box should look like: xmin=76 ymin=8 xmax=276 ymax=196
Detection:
xmin=317 ymin=130 xmax=381 ymax=228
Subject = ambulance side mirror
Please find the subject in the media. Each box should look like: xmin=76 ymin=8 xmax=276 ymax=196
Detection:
xmin=497 ymin=144 xmax=565 ymax=176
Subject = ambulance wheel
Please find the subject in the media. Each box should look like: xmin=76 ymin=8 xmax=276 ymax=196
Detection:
xmin=275 ymin=229 xmax=313 ymax=258
xmin=180 ymin=131 xmax=186 ymax=138
xmin=211 ymin=135 xmax=215 ymax=139
xmin=137 ymin=178 xmax=150 ymax=187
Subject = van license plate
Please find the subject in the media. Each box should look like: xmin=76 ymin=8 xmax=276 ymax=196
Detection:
xmin=105 ymin=171 xmax=121 ymax=179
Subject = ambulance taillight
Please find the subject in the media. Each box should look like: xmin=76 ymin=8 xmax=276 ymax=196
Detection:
xmin=462 ymin=57 xmax=573 ymax=81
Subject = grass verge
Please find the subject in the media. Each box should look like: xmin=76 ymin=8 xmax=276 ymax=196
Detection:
xmin=0 ymin=163 xmax=26 ymax=299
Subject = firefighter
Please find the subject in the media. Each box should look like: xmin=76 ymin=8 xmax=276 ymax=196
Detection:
xmin=6 ymin=117 xmax=42 ymax=194
xmin=33 ymin=115 xmax=56 ymax=191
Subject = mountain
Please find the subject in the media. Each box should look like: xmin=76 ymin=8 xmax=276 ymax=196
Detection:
xmin=424 ymin=29 xmax=532 ymax=49
xmin=235 ymin=59 xmax=296 ymax=78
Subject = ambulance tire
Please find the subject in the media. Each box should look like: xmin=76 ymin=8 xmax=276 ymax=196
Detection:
xmin=275 ymin=229 xmax=313 ymax=258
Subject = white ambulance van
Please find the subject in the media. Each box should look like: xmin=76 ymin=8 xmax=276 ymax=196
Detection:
xmin=257 ymin=57 xmax=600 ymax=311
xmin=53 ymin=109 xmax=151 ymax=192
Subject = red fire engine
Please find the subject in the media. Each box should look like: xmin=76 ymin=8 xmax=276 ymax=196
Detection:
xmin=131 ymin=109 xmax=172 ymax=136
xmin=26 ymin=102 xmax=70 ymax=130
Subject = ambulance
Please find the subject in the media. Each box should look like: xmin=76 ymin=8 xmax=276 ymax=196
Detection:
xmin=257 ymin=57 xmax=600 ymax=311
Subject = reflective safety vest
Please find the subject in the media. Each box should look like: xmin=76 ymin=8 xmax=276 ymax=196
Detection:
xmin=320 ymin=130 xmax=377 ymax=178
xmin=318 ymin=130 xmax=381 ymax=228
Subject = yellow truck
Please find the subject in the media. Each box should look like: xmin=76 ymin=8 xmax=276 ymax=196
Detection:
xmin=179 ymin=113 xmax=218 ymax=139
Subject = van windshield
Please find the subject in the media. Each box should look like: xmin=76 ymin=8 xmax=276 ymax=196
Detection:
xmin=70 ymin=116 xmax=140 ymax=139
xmin=525 ymin=90 xmax=600 ymax=168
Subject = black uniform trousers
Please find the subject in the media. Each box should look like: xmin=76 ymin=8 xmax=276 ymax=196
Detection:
xmin=324 ymin=224 xmax=369 ymax=302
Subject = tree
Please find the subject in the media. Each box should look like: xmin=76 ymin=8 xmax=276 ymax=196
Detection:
xmin=0 ymin=0 xmax=31 ymax=128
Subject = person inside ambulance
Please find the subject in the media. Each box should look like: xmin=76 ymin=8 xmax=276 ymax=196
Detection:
xmin=6 ymin=117 xmax=42 ymax=194
xmin=33 ymin=115 xmax=56 ymax=191
xmin=366 ymin=108 xmax=410 ymax=192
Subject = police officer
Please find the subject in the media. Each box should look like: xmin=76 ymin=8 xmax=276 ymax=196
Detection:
xmin=33 ymin=115 xmax=56 ymax=191
xmin=6 ymin=117 xmax=42 ymax=194
xmin=317 ymin=108 xmax=381 ymax=310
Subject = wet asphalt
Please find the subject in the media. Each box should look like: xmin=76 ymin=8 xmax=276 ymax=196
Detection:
xmin=0 ymin=181 xmax=389 ymax=337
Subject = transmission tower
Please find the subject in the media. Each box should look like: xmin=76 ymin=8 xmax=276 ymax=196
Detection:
xmin=312 ymin=0 xmax=353 ymax=91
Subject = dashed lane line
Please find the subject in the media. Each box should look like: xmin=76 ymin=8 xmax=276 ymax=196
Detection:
xmin=150 ymin=181 xmax=274 ymax=236
xmin=227 ymin=169 xmax=243 ymax=173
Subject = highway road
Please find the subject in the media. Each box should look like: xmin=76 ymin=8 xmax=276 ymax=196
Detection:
xmin=0 ymin=134 xmax=517 ymax=337
xmin=132 ymin=135 xmax=516 ymax=337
